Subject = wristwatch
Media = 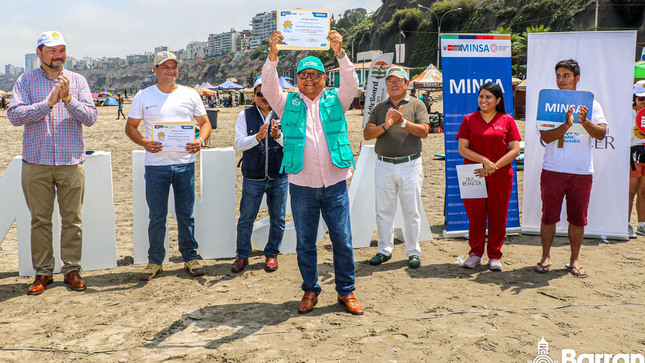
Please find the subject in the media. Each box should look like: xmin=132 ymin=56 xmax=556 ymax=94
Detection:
xmin=382 ymin=124 xmax=388 ymax=132
xmin=198 ymin=137 xmax=205 ymax=146
xmin=399 ymin=118 xmax=407 ymax=128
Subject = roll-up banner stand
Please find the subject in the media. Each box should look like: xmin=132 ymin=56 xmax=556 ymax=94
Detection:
xmin=441 ymin=34 xmax=520 ymax=238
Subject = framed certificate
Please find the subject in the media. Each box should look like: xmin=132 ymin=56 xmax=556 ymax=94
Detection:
xmin=151 ymin=122 xmax=195 ymax=152
xmin=277 ymin=9 xmax=330 ymax=50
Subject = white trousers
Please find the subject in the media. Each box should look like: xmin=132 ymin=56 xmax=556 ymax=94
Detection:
xmin=374 ymin=157 xmax=423 ymax=257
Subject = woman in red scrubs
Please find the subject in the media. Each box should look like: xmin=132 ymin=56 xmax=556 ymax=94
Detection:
xmin=457 ymin=82 xmax=521 ymax=271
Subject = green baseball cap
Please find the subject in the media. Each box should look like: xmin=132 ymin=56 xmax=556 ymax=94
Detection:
xmin=297 ymin=56 xmax=325 ymax=74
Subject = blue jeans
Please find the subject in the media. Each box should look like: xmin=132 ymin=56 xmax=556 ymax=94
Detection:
xmin=290 ymin=180 xmax=355 ymax=296
xmin=236 ymin=175 xmax=288 ymax=259
xmin=145 ymin=163 xmax=199 ymax=265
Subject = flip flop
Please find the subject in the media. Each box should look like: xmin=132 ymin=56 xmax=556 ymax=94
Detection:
xmin=565 ymin=264 xmax=588 ymax=278
xmin=535 ymin=262 xmax=551 ymax=274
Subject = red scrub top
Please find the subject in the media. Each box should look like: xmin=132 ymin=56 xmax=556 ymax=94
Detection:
xmin=456 ymin=111 xmax=521 ymax=180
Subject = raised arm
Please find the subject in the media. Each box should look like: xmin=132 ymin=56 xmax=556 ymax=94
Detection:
xmin=329 ymin=30 xmax=359 ymax=111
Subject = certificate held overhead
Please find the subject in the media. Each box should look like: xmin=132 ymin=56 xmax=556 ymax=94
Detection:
xmin=277 ymin=9 xmax=330 ymax=50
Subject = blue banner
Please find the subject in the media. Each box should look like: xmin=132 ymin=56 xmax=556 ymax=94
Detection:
xmin=441 ymin=34 xmax=520 ymax=235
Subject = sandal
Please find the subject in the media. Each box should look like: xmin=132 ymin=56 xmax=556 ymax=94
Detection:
xmin=535 ymin=262 xmax=551 ymax=274
xmin=565 ymin=263 xmax=588 ymax=278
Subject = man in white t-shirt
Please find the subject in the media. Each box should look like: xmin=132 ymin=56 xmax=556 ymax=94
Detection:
xmin=536 ymin=59 xmax=607 ymax=278
xmin=125 ymin=51 xmax=212 ymax=280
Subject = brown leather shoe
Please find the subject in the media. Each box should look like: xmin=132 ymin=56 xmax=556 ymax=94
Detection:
xmin=265 ymin=254 xmax=278 ymax=272
xmin=338 ymin=293 xmax=364 ymax=315
xmin=298 ymin=292 xmax=318 ymax=314
xmin=27 ymin=275 xmax=53 ymax=295
xmin=64 ymin=270 xmax=87 ymax=291
xmin=231 ymin=257 xmax=248 ymax=273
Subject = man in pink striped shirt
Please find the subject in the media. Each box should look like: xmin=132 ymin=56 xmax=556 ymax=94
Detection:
xmin=262 ymin=30 xmax=363 ymax=315
xmin=8 ymin=31 xmax=97 ymax=295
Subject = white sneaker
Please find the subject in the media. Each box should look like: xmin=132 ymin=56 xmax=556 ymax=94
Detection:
xmin=637 ymin=225 xmax=645 ymax=236
xmin=463 ymin=254 xmax=481 ymax=269
xmin=489 ymin=259 xmax=502 ymax=271
xmin=629 ymin=224 xmax=636 ymax=238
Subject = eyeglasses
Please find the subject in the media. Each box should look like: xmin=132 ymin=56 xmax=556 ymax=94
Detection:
xmin=638 ymin=96 xmax=645 ymax=101
xmin=255 ymin=92 xmax=264 ymax=97
xmin=298 ymin=72 xmax=323 ymax=80
xmin=386 ymin=78 xmax=405 ymax=85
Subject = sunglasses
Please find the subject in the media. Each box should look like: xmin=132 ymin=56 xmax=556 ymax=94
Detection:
xmin=298 ymin=72 xmax=323 ymax=80
xmin=638 ymin=96 xmax=645 ymax=101
xmin=255 ymin=92 xmax=264 ymax=97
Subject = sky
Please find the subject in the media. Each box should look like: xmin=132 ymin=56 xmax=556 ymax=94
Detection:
xmin=0 ymin=0 xmax=382 ymax=70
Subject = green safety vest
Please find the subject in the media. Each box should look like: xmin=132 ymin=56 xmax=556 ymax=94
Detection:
xmin=280 ymin=90 xmax=355 ymax=174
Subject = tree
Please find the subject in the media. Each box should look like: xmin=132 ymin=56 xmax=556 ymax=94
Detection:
xmin=335 ymin=8 xmax=368 ymax=30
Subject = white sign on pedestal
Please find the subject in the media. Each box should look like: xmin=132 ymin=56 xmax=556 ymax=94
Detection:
xmin=0 ymin=153 xmax=118 ymax=276
xmin=348 ymin=145 xmax=433 ymax=247
xmin=132 ymin=148 xmax=237 ymax=264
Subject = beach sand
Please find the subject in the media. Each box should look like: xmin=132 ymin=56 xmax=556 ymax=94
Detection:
xmin=0 ymin=97 xmax=644 ymax=362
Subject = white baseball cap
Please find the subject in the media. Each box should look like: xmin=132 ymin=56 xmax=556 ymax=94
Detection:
xmin=253 ymin=77 xmax=262 ymax=89
xmin=634 ymin=80 xmax=645 ymax=97
xmin=37 ymin=31 xmax=67 ymax=48
xmin=153 ymin=51 xmax=181 ymax=67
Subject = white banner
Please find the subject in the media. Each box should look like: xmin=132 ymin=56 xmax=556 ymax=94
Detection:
xmin=522 ymin=31 xmax=637 ymax=239
xmin=362 ymin=53 xmax=393 ymax=128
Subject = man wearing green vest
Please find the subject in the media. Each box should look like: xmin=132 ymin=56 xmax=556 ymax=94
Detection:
xmin=262 ymin=30 xmax=363 ymax=315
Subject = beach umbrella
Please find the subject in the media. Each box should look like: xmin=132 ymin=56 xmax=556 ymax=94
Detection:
xmin=215 ymin=80 xmax=243 ymax=90
xmin=278 ymin=77 xmax=295 ymax=89
xmin=91 ymin=93 xmax=99 ymax=98
xmin=99 ymin=91 xmax=112 ymax=97
xmin=195 ymin=87 xmax=215 ymax=96
xmin=199 ymin=82 xmax=217 ymax=90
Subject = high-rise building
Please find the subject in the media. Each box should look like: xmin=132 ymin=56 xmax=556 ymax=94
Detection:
xmin=25 ymin=53 xmax=39 ymax=71
xmin=4 ymin=64 xmax=24 ymax=77
xmin=239 ymin=30 xmax=252 ymax=51
xmin=65 ymin=56 xmax=78 ymax=70
xmin=208 ymin=29 xmax=242 ymax=56
xmin=186 ymin=41 xmax=208 ymax=60
xmin=5 ymin=64 xmax=15 ymax=77
xmin=250 ymin=11 xmax=277 ymax=49
xmin=172 ymin=49 xmax=186 ymax=61
xmin=154 ymin=46 xmax=168 ymax=54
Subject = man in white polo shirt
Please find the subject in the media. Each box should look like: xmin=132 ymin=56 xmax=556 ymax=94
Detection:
xmin=125 ymin=51 xmax=212 ymax=280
